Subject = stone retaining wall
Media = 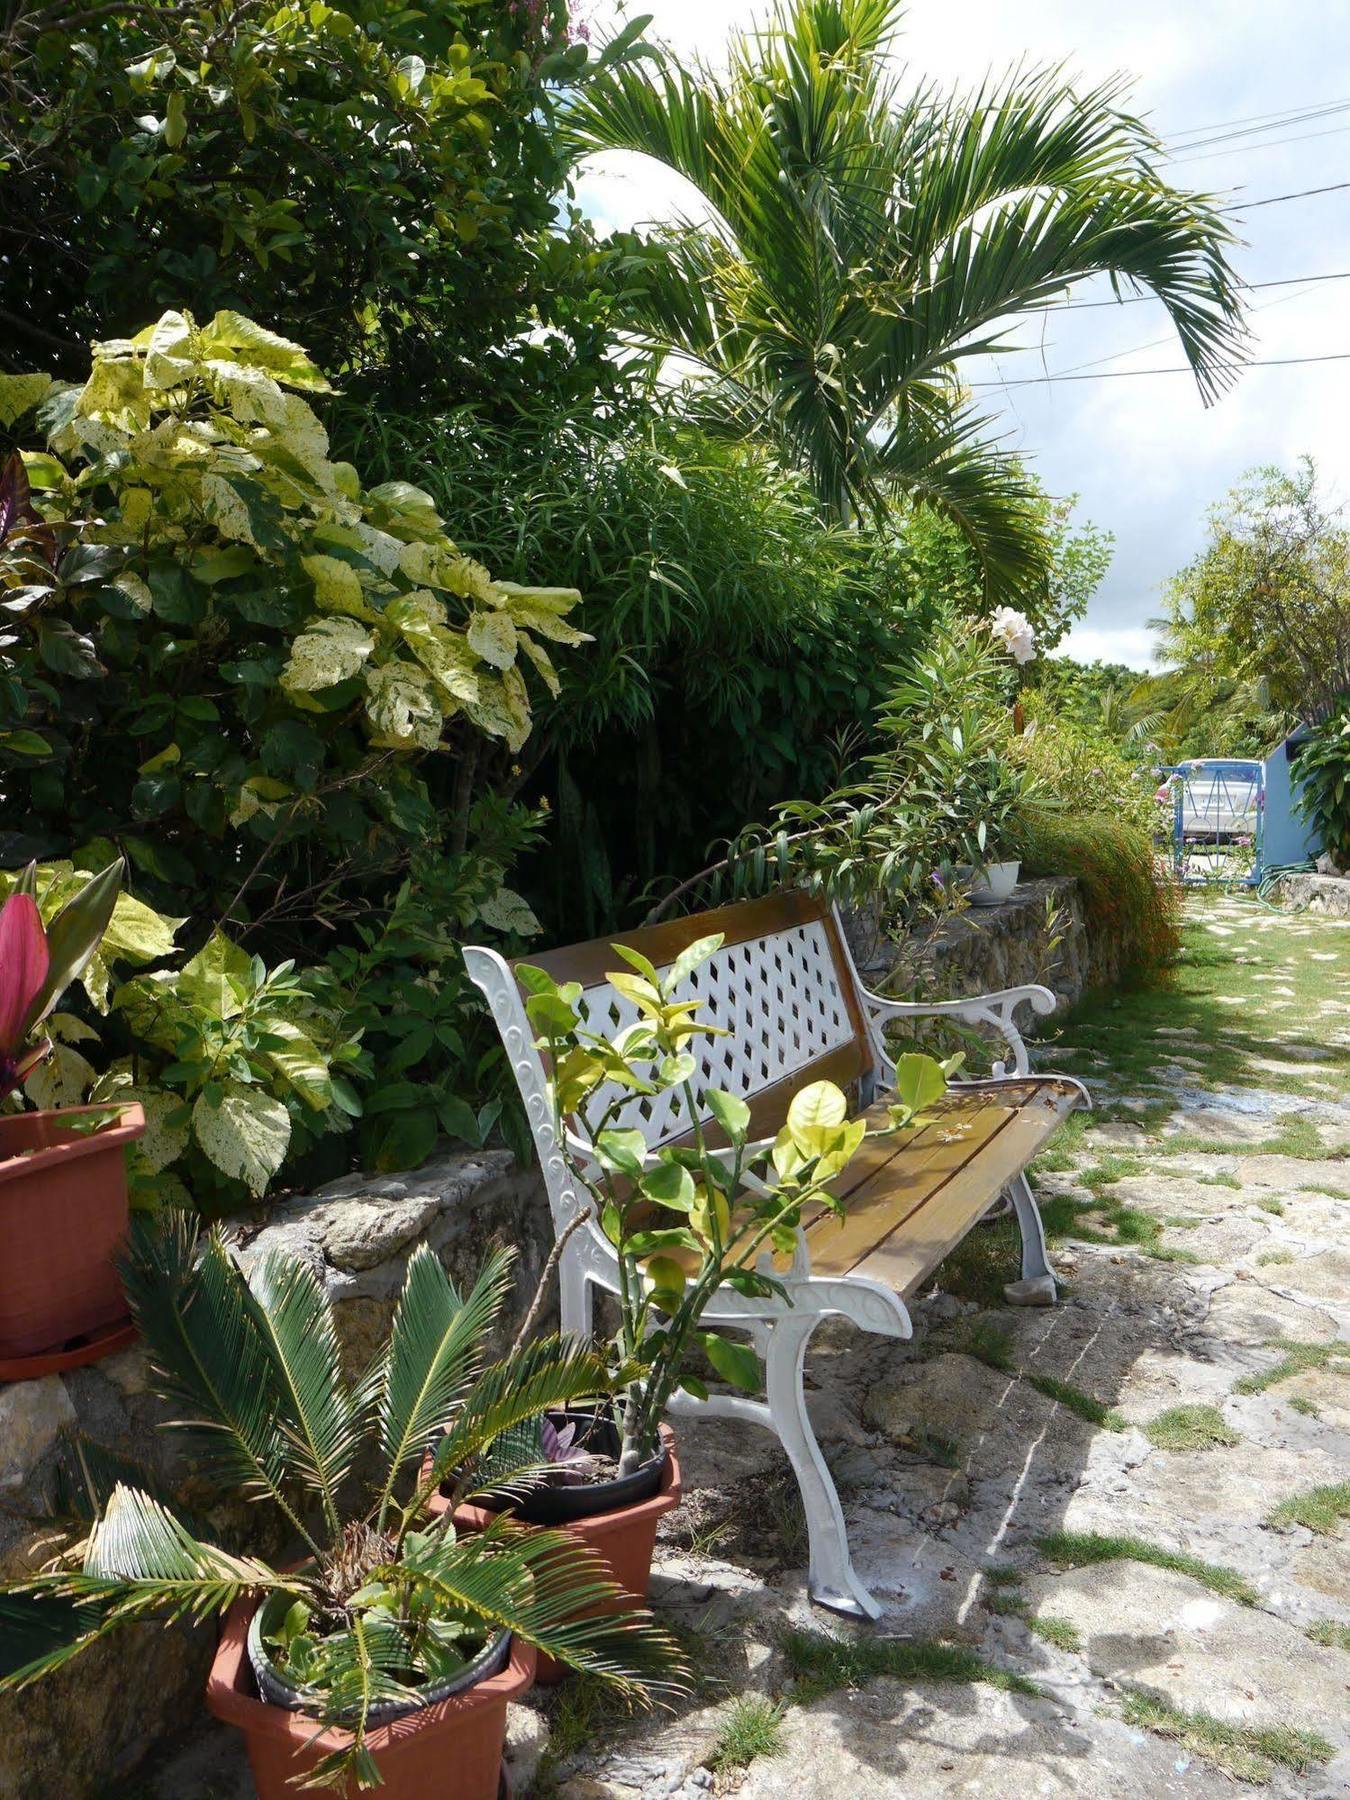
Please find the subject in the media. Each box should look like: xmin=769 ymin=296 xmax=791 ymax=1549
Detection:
xmin=1270 ymin=871 xmax=1350 ymax=917
xmin=0 ymin=871 xmax=1107 ymax=1795
xmin=846 ymin=874 xmax=1112 ymax=1013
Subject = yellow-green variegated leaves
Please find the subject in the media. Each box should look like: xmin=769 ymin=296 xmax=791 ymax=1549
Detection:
xmin=35 ymin=308 xmax=587 ymax=759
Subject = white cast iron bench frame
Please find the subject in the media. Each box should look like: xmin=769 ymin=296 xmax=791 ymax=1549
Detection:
xmin=466 ymin=890 xmax=1088 ymax=1620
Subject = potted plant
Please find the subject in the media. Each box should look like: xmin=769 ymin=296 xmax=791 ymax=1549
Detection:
xmin=429 ymin=936 xmax=952 ymax=1640
xmin=0 ymin=857 xmax=147 ymax=1371
xmin=0 ymin=1219 xmax=683 ymax=1797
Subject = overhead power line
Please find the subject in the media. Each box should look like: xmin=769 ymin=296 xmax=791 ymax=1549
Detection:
xmin=1237 ymin=180 xmax=1350 ymax=209
xmin=1166 ymin=98 xmax=1350 ymax=150
xmin=1163 ymin=93 xmax=1350 ymax=146
xmin=1061 ymin=269 xmax=1350 ymax=309
xmin=1169 ymin=120 xmax=1350 ymax=166
xmin=970 ymin=351 xmax=1350 ymax=389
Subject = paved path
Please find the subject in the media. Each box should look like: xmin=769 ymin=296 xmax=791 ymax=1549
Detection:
xmin=538 ymin=895 xmax=1350 ymax=1799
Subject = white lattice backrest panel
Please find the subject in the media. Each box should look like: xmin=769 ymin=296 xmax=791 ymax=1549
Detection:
xmin=574 ymin=918 xmax=859 ymax=1148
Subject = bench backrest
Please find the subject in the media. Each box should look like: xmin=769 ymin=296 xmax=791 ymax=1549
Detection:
xmin=519 ymin=891 xmax=878 ymax=1149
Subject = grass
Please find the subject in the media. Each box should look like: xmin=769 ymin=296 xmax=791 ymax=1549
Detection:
xmin=1233 ymin=1337 xmax=1350 ymax=1396
xmin=1025 ymin=1613 xmax=1081 ymax=1652
xmin=1195 ymin=1172 xmax=1241 ymax=1190
xmin=1266 ymin=1481 xmax=1350 ymax=1535
xmin=1143 ymin=1404 xmax=1239 ymax=1452
xmin=1254 ymin=1196 xmax=1285 ymax=1216
xmin=1036 ymin=1530 xmax=1259 ymax=1606
xmin=1255 ymin=1249 xmax=1293 ymax=1266
xmin=709 ymin=1696 xmax=786 ymax=1772
xmin=902 ymin=1426 xmax=962 ymax=1469
xmin=1024 ymin=1372 xmax=1126 ymax=1431
xmin=1289 ymin=1395 xmax=1320 ymax=1418
xmin=782 ymin=1629 xmax=1041 ymax=1705
xmin=1163 ymin=1212 xmax=1202 ymax=1227
xmin=959 ymin=1317 xmax=1015 ymax=1373
xmin=1120 ymin=1690 xmax=1333 ymax=1782
xmin=956 ymin=1319 xmax=1125 ymax=1431
xmin=1299 ymin=1181 xmax=1350 ymax=1200
xmin=1306 ymin=1619 xmax=1350 ymax=1651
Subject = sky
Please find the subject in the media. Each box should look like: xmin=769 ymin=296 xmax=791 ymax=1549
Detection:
xmin=575 ymin=0 xmax=1350 ymax=669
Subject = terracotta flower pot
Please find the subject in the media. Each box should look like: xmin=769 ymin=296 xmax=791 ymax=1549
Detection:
xmin=425 ymin=1423 xmax=681 ymax=1686
xmin=206 ymin=1594 xmax=534 ymax=1800
xmin=0 ymin=1102 xmax=144 ymax=1366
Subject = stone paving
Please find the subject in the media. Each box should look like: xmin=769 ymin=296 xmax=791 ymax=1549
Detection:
xmin=119 ymin=896 xmax=1350 ymax=1799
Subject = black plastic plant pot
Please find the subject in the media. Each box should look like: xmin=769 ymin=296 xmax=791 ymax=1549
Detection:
xmin=474 ymin=1409 xmax=667 ymax=1524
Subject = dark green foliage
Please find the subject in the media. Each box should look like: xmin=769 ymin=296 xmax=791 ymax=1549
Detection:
xmin=352 ymin=410 xmax=937 ymax=936
xmin=1295 ymin=704 xmax=1350 ymax=864
xmin=0 ymin=1 xmax=655 ymax=420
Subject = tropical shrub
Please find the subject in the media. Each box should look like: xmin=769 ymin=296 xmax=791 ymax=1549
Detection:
xmin=1152 ymin=457 xmax=1350 ymax=746
xmin=1011 ymin=714 xmax=1162 ymax=838
xmin=1295 ymin=703 xmax=1350 ymax=865
xmin=520 ymin=936 xmax=955 ymax=1470
xmin=659 ymin=619 xmax=1039 ymax=926
xmin=0 ymin=1 xmax=655 ymax=417
xmin=0 ymin=1223 xmax=681 ymax=1789
xmin=1011 ymin=810 xmax=1181 ymax=985
xmin=0 ymin=311 xmax=585 ymax=1201
xmin=359 ymin=409 xmax=938 ymax=935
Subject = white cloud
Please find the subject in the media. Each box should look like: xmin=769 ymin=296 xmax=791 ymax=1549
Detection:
xmin=584 ymin=0 xmax=1350 ymax=647
xmin=1057 ymin=623 xmax=1159 ymax=671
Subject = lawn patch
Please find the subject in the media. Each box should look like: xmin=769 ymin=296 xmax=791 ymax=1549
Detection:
xmin=782 ymin=1630 xmax=1040 ymax=1704
xmin=1233 ymin=1338 xmax=1350 ymax=1396
xmin=1026 ymin=1614 xmax=1081 ymax=1652
xmin=1035 ymin=1530 xmax=1258 ymax=1605
xmin=1120 ymin=1690 xmax=1332 ymax=1782
xmin=1143 ymin=1404 xmax=1239 ymax=1452
xmin=710 ymin=1696 xmax=785 ymax=1771
xmin=1024 ymin=1372 xmax=1126 ymax=1431
xmin=1267 ymin=1481 xmax=1350 ymax=1535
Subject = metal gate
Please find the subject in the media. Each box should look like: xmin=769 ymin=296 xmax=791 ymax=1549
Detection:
xmin=1157 ymin=759 xmax=1265 ymax=887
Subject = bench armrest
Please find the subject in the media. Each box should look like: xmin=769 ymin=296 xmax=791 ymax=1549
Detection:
xmin=859 ymin=982 xmax=1057 ymax=1079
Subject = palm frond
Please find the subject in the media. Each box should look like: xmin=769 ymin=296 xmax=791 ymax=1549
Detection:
xmin=564 ymin=0 xmax=1247 ymax=573
xmin=373 ymin=1244 xmax=515 ymax=1527
xmin=120 ymin=1216 xmax=316 ymax=1552
xmin=425 ymin=1335 xmax=616 ymax=1506
xmin=244 ymin=1249 xmax=364 ymax=1538
xmin=398 ymin=1520 xmax=686 ymax=1694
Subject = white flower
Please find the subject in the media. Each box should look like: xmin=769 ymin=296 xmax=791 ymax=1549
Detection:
xmin=989 ymin=605 xmax=1036 ymax=665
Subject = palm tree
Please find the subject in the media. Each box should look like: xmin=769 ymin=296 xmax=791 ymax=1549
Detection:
xmin=566 ymin=0 xmax=1246 ymax=595
xmin=0 ymin=1221 xmax=680 ymax=1790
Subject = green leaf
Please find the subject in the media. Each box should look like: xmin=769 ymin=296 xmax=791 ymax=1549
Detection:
xmin=701 ymin=1333 xmax=761 ymax=1392
xmin=706 ymin=1089 xmax=750 ymax=1142
xmin=595 ymin=1128 xmax=647 ymax=1178
xmin=192 ymin=1083 xmax=291 ymax=1196
xmin=639 ymin=1161 xmax=695 ymax=1212
xmin=373 ymin=1245 xmax=512 ymax=1522
xmin=786 ymin=1080 xmax=847 ymax=1150
xmin=668 ymin=934 xmax=724 ymax=989
xmin=893 ymin=1053 xmax=948 ymax=1117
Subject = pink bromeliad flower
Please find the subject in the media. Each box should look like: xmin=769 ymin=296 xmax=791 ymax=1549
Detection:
xmin=0 ymin=861 xmax=123 ymax=1103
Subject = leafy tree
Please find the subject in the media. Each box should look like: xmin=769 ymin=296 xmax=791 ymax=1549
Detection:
xmin=0 ymin=0 xmax=655 ymax=415
xmin=899 ymin=480 xmax=1114 ymax=651
xmin=564 ymin=0 xmax=1245 ymax=595
xmin=1156 ymin=456 xmax=1350 ymax=731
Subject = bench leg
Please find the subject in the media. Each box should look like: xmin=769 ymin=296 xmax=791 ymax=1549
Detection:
xmin=1005 ymin=1170 xmax=1058 ymax=1306
xmin=764 ymin=1311 xmax=882 ymax=1621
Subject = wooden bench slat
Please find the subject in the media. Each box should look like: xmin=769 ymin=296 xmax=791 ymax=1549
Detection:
xmin=827 ymin=1084 xmax=1079 ymax=1296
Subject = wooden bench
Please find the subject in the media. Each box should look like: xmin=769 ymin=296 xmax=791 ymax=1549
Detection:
xmin=466 ymin=891 xmax=1088 ymax=1619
